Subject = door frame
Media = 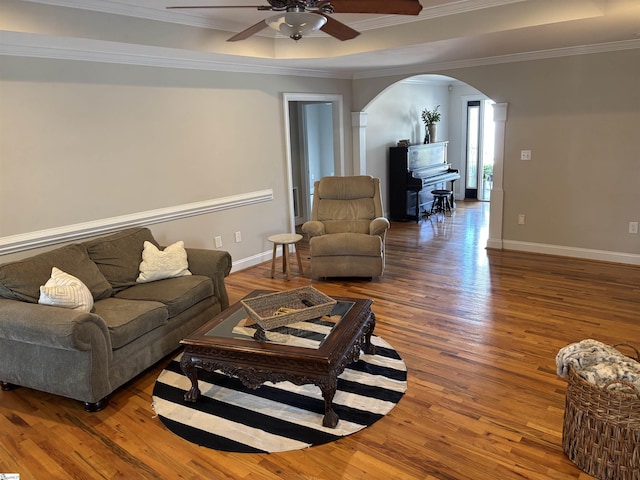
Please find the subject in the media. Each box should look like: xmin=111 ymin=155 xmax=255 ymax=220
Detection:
xmin=283 ymin=93 xmax=345 ymax=233
xmin=464 ymin=99 xmax=482 ymax=200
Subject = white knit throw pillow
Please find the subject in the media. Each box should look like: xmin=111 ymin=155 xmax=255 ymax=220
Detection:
xmin=136 ymin=240 xmax=192 ymax=283
xmin=38 ymin=267 xmax=94 ymax=313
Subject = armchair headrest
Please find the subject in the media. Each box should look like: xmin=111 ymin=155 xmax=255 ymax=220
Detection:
xmin=316 ymin=176 xmax=376 ymax=200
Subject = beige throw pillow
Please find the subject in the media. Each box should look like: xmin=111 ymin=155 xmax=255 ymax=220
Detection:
xmin=38 ymin=267 xmax=94 ymax=313
xmin=136 ymin=241 xmax=191 ymax=283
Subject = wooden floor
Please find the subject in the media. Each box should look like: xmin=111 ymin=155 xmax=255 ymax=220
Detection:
xmin=2 ymin=201 xmax=639 ymax=479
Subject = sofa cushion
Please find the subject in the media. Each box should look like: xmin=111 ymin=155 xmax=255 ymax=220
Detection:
xmin=84 ymin=227 xmax=158 ymax=292
xmin=0 ymin=244 xmax=113 ymax=303
xmin=114 ymin=275 xmax=213 ymax=318
xmin=92 ymin=297 xmax=168 ymax=349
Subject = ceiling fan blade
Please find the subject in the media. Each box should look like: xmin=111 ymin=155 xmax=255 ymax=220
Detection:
xmin=320 ymin=15 xmax=360 ymax=41
xmin=327 ymin=0 xmax=422 ymax=15
xmin=227 ymin=20 xmax=268 ymax=42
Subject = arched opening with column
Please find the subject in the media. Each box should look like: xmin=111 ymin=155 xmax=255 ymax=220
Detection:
xmin=350 ymin=74 xmax=507 ymax=250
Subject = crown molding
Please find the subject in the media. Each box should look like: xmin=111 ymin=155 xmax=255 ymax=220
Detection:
xmin=2 ymin=30 xmax=639 ymax=80
xmin=0 ymin=30 xmax=350 ymax=79
xmin=24 ymin=0 xmax=235 ymax=31
xmin=353 ymin=38 xmax=640 ymax=79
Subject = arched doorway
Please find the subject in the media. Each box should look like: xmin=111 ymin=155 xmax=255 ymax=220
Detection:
xmin=353 ymin=74 xmax=506 ymax=250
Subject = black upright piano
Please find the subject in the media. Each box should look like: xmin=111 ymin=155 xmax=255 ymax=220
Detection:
xmin=389 ymin=142 xmax=460 ymax=222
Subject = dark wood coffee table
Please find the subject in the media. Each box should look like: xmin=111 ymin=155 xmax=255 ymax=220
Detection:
xmin=179 ymin=290 xmax=375 ymax=428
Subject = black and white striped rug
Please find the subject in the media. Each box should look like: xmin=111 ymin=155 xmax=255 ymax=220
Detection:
xmin=152 ymin=335 xmax=407 ymax=453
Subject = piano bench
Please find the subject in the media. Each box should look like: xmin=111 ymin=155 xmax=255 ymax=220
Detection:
xmin=430 ymin=189 xmax=453 ymax=217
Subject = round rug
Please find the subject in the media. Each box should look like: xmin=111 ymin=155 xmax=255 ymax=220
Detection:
xmin=152 ymin=335 xmax=407 ymax=453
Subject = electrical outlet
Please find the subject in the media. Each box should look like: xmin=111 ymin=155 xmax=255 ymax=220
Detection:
xmin=518 ymin=214 xmax=526 ymax=225
xmin=520 ymin=150 xmax=531 ymax=161
xmin=214 ymin=236 xmax=222 ymax=248
xmin=629 ymin=222 xmax=639 ymax=234
xmin=234 ymin=231 xmax=242 ymax=243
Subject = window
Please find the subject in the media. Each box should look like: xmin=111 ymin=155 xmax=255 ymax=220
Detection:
xmin=465 ymin=100 xmax=495 ymax=201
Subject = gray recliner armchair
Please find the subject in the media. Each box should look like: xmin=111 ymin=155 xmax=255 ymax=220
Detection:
xmin=301 ymin=175 xmax=390 ymax=278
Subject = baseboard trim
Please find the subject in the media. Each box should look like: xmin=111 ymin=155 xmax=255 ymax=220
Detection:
xmin=0 ymin=190 xmax=273 ymax=255
xmin=486 ymin=238 xmax=503 ymax=250
xmin=501 ymin=240 xmax=640 ymax=266
xmin=230 ymin=250 xmax=273 ymax=274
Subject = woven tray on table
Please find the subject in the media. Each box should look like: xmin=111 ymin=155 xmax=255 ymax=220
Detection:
xmin=240 ymin=286 xmax=337 ymax=331
xmin=562 ymin=344 xmax=640 ymax=480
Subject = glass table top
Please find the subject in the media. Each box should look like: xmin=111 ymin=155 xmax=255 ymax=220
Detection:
xmin=205 ymin=300 xmax=355 ymax=349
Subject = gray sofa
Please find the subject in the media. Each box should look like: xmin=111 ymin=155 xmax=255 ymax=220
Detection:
xmin=0 ymin=227 xmax=231 ymax=411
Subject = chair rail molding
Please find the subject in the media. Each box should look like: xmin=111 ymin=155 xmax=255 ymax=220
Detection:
xmin=0 ymin=190 xmax=273 ymax=255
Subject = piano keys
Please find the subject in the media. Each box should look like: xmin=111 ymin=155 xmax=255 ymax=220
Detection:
xmin=389 ymin=142 xmax=460 ymax=222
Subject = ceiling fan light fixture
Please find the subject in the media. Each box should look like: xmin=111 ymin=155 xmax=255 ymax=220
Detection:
xmin=265 ymin=12 xmax=327 ymax=41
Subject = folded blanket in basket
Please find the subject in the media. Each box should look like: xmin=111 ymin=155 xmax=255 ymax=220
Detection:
xmin=556 ymin=339 xmax=640 ymax=393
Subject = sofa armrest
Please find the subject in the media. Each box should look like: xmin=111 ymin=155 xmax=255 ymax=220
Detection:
xmin=0 ymin=298 xmax=112 ymax=356
xmin=185 ymin=248 xmax=232 ymax=310
xmin=370 ymin=217 xmax=390 ymax=237
xmin=301 ymin=221 xmax=326 ymax=238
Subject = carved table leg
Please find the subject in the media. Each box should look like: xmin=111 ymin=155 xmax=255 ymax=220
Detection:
xmin=180 ymin=353 xmax=201 ymax=403
xmin=319 ymin=374 xmax=339 ymax=428
xmin=362 ymin=311 xmax=376 ymax=355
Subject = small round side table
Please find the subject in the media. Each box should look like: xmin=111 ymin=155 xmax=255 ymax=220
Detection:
xmin=267 ymin=233 xmax=304 ymax=280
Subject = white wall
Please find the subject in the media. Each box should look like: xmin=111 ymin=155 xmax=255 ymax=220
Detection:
xmin=355 ymin=48 xmax=640 ymax=262
xmin=0 ymin=56 xmax=352 ymax=267
xmin=305 ymin=103 xmax=335 ymax=189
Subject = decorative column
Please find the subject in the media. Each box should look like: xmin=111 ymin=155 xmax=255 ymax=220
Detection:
xmin=487 ymin=102 xmax=508 ymax=250
xmin=351 ymin=112 xmax=368 ymax=176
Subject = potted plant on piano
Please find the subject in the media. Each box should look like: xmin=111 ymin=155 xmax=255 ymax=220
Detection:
xmin=421 ymin=105 xmax=441 ymax=144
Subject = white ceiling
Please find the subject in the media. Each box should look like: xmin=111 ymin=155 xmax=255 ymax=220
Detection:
xmin=13 ymin=0 xmax=640 ymax=77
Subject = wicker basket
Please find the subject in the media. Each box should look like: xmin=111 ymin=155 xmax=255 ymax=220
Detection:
xmin=562 ymin=344 xmax=640 ymax=480
xmin=240 ymin=286 xmax=337 ymax=331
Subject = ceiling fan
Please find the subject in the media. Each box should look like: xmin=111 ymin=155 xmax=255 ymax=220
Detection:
xmin=166 ymin=0 xmax=423 ymax=42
